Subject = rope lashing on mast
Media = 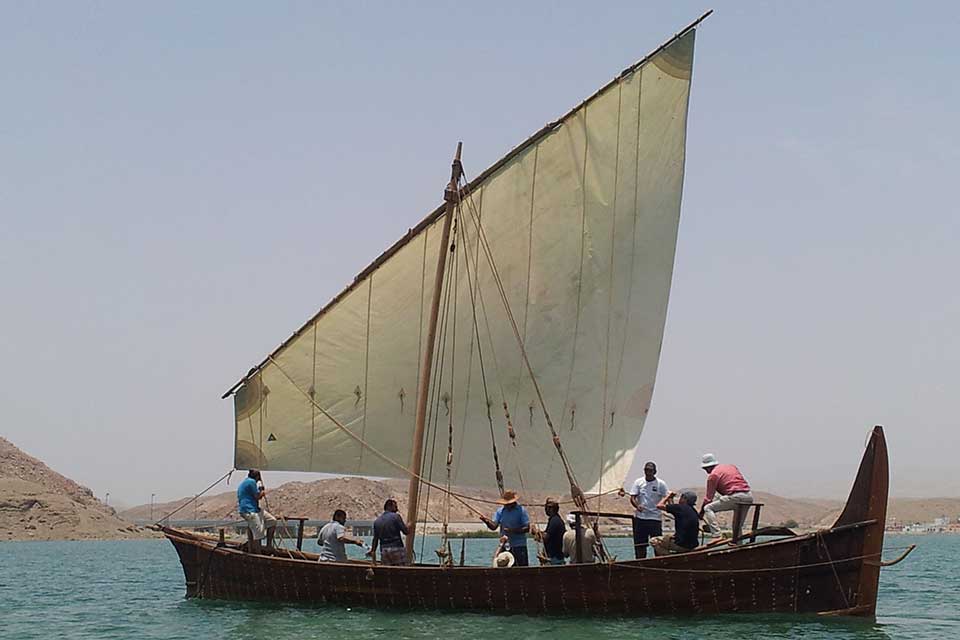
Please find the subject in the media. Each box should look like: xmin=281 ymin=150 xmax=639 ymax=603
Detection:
xmin=502 ymin=402 xmax=517 ymax=445
xmin=435 ymin=209 xmax=462 ymax=565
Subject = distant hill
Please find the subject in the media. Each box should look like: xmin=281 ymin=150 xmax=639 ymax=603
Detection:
xmin=0 ymin=436 xmax=150 ymax=541
xmin=124 ymin=477 xmax=871 ymax=530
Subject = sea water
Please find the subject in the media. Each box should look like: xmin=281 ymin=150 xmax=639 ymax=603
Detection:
xmin=0 ymin=534 xmax=955 ymax=639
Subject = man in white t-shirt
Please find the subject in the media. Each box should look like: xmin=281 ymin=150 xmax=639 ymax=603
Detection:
xmin=627 ymin=461 xmax=668 ymax=559
xmin=317 ymin=509 xmax=366 ymax=562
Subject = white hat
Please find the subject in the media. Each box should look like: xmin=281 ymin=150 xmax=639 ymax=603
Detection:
xmin=701 ymin=453 xmax=719 ymax=468
xmin=493 ymin=551 xmax=515 ymax=568
xmin=566 ymin=513 xmax=577 ymax=526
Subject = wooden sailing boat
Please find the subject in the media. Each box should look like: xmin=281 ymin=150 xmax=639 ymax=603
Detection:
xmin=163 ymin=12 xmax=903 ymax=616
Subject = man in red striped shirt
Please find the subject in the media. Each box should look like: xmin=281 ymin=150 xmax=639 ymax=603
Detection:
xmin=699 ymin=453 xmax=753 ymax=534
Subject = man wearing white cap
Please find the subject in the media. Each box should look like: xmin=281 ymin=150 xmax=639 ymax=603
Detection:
xmin=562 ymin=513 xmax=597 ymax=564
xmin=699 ymin=453 xmax=753 ymax=534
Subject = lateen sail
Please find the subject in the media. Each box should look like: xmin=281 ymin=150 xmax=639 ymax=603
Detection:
xmin=230 ymin=30 xmax=696 ymax=495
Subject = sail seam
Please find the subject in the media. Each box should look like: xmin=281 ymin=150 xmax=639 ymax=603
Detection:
xmin=552 ymin=103 xmax=591 ymax=481
xmin=511 ymin=146 xmax=538 ymax=418
xmin=600 ymin=81 xmax=624 ymax=510
xmin=610 ymin=64 xmax=645 ymax=412
xmin=357 ymin=276 xmax=373 ymax=471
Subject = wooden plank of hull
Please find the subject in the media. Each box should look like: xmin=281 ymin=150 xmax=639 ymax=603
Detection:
xmin=163 ymin=427 xmax=889 ymax=617
xmin=165 ymin=524 xmax=871 ymax=615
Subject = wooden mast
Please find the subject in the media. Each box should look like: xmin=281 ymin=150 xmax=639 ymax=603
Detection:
xmin=405 ymin=142 xmax=463 ymax=561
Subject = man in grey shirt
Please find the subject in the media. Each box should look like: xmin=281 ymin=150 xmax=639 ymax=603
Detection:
xmin=317 ymin=509 xmax=365 ymax=562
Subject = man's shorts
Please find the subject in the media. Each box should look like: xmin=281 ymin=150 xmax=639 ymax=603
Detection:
xmin=240 ymin=509 xmax=277 ymax=541
xmin=380 ymin=546 xmax=408 ymax=566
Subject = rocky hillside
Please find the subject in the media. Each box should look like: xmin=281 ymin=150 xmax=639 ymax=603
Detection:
xmin=124 ymin=476 xmax=846 ymax=530
xmin=0 ymin=436 xmax=148 ymax=541
xmin=124 ymin=476 xmax=530 ymax=524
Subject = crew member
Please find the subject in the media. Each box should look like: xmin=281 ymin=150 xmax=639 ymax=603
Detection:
xmin=538 ymin=497 xmax=566 ymax=565
xmin=317 ymin=509 xmax=365 ymax=562
xmin=562 ymin=513 xmax=597 ymax=564
xmin=699 ymin=453 xmax=753 ymax=534
xmin=368 ymin=498 xmax=409 ymax=565
xmin=627 ymin=461 xmax=668 ymax=558
xmin=651 ymin=490 xmax=700 ymax=555
xmin=236 ymin=469 xmax=277 ymax=553
xmin=480 ymin=490 xmax=530 ymax=566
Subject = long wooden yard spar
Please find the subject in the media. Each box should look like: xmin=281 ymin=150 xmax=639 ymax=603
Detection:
xmin=405 ymin=143 xmax=464 ymax=561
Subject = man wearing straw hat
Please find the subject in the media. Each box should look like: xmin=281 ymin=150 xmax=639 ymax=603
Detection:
xmin=480 ymin=490 xmax=530 ymax=566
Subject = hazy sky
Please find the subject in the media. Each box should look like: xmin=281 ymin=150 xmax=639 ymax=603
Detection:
xmin=2 ymin=2 xmax=957 ymax=506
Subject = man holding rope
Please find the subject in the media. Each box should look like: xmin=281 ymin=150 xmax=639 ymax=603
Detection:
xmin=480 ymin=490 xmax=530 ymax=566
xmin=237 ymin=469 xmax=277 ymax=553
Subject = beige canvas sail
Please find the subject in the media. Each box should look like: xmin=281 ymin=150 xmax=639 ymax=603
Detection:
xmin=230 ymin=29 xmax=697 ymax=495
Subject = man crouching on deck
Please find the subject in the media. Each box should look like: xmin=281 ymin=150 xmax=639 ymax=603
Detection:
xmin=237 ymin=469 xmax=276 ymax=553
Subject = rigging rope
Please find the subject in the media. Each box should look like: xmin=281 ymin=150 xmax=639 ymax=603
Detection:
xmin=154 ymin=469 xmax=234 ymax=524
xmin=264 ymin=355 xmax=621 ymax=517
xmin=456 ymin=171 xmax=611 ymax=561
xmin=456 ymin=174 xmax=582 ymax=492
xmin=609 ymin=549 xmax=885 ymax=575
xmin=419 ymin=216 xmax=460 ymax=560
xmin=438 ymin=207 xmax=471 ymax=565
xmin=453 ymin=202 xmax=526 ymax=491
xmin=455 ymin=204 xmax=506 ymax=494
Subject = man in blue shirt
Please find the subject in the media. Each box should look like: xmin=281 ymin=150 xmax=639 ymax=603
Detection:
xmin=368 ymin=499 xmax=409 ymax=565
xmin=236 ymin=469 xmax=277 ymax=553
xmin=480 ymin=490 xmax=530 ymax=566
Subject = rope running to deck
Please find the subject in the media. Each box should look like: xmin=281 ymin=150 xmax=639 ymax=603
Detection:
xmin=154 ymin=469 xmax=234 ymax=524
xmin=457 ymin=171 xmax=611 ymax=562
xmin=454 ymin=202 xmax=511 ymax=494
xmin=456 ymin=173 xmax=589 ymax=506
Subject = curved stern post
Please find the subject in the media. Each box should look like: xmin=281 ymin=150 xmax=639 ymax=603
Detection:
xmin=832 ymin=425 xmax=889 ymax=616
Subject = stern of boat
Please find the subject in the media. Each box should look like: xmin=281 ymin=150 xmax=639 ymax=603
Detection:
xmin=829 ymin=425 xmax=889 ymax=616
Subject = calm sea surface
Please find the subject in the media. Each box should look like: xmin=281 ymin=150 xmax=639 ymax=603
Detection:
xmin=0 ymin=534 xmax=955 ymax=639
